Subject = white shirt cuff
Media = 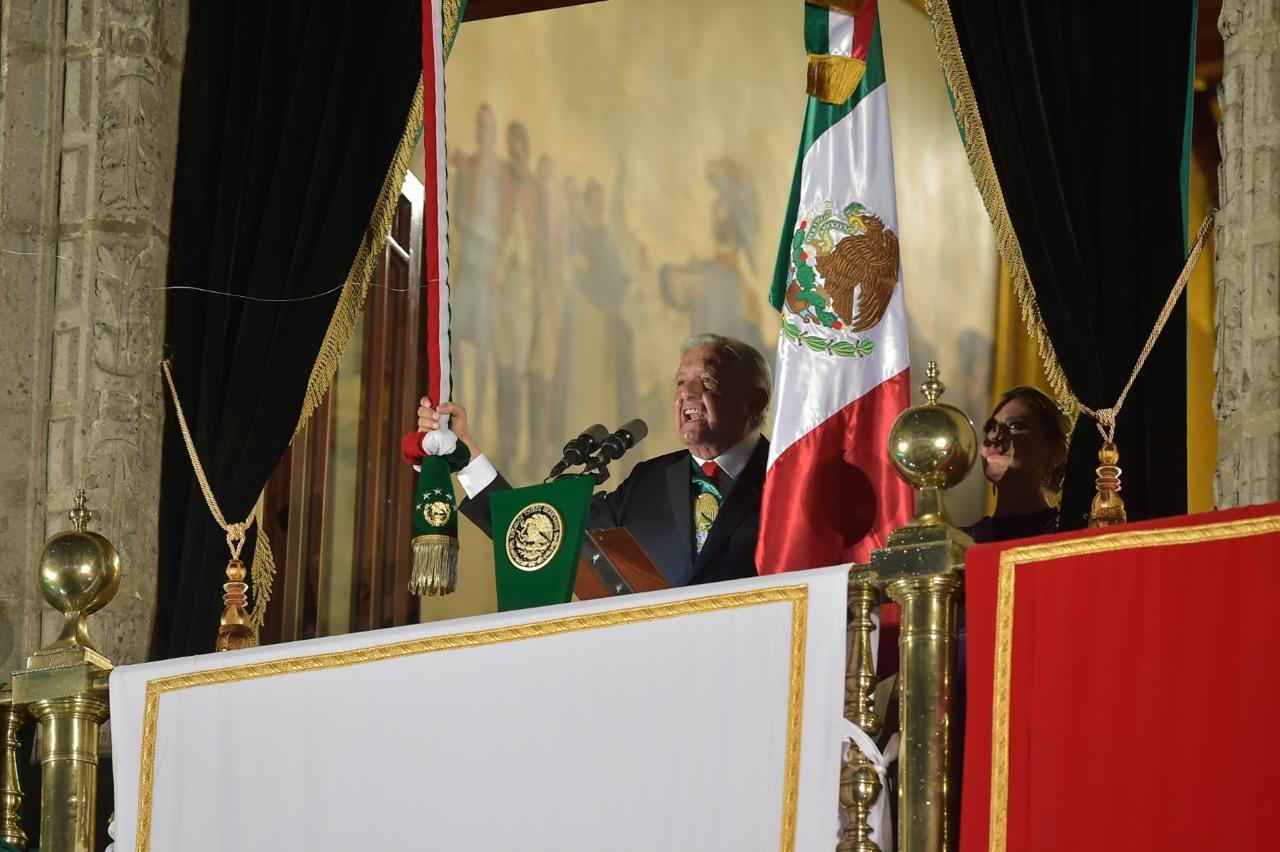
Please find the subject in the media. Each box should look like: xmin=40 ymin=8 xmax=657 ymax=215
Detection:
xmin=456 ymin=453 xmax=498 ymax=499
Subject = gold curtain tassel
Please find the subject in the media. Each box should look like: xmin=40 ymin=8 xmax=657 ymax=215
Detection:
xmin=1087 ymin=441 xmax=1127 ymax=528
xmin=807 ymin=54 xmax=867 ymax=105
xmin=216 ymin=558 xmax=255 ymax=652
xmin=410 ymin=534 xmax=460 ymax=596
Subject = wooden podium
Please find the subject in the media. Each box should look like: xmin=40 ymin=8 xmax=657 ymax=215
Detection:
xmin=573 ymin=527 xmax=670 ymax=600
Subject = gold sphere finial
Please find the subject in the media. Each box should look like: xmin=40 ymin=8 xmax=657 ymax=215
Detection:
xmin=885 ymin=361 xmax=978 ymax=523
xmin=921 ymin=360 xmax=944 ymax=405
xmin=35 ymin=490 xmax=121 ymax=651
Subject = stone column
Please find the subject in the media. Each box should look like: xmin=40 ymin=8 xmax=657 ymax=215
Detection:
xmin=0 ymin=0 xmax=187 ymax=676
xmin=1215 ymin=0 xmax=1280 ymax=508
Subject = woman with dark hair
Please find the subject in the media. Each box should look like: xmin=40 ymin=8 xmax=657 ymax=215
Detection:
xmin=964 ymin=386 xmax=1071 ymax=544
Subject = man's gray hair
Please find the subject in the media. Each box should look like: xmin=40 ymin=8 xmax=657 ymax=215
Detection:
xmin=680 ymin=333 xmax=773 ymax=430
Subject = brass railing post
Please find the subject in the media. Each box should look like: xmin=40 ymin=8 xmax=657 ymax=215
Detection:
xmin=0 ymin=692 xmax=27 ymax=849
xmin=8 ymin=490 xmax=120 ymax=852
xmin=838 ymin=570 xmax=885 ymax=852
xmin=869 ymin=363 xmax=976 ymax=852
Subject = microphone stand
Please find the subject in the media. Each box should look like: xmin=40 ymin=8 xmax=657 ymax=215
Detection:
xmin=551 ymin=466 xmax=608 ymax=486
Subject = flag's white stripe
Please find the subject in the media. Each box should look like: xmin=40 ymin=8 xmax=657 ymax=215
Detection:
xmin=768 ymin=84 xmax=908 ymax=467
xmin=828 ymin=9 xmax=854 ymax=57
xmin=431 ymin=0 xmax=452 ymax=403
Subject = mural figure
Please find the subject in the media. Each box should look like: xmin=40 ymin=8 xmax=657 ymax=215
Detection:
xmin=449 ymin=104 xmax=502 ymax=430
xmin=492 ymin=120 xmax=542 ymax=470
xmin=659 ymin=159 xmax=770 ymax=361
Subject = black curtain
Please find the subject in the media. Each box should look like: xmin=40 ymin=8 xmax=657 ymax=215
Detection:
xmin=153 ymin=0 xmax=422 ymax=658
xmin=949 ymin=2 xmax=1195 ymax=528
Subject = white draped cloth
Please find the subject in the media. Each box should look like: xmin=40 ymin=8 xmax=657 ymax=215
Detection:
xmin=109 ymin=567 xmax=850 ymax=851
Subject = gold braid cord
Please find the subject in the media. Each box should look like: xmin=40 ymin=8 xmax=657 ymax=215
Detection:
xmin=161 ymin=360 xmax=259 ymax=650
xmin=1076 ymin=210 xmax=1216 ymax=443
xmin=924 ymin=0 xmax=1077 ymax=421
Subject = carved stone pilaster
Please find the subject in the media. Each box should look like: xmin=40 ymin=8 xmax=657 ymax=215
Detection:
xmin=1215 ymin=0 xmax=1280 ymax=507
xmin=0 ymin=0 xmax=187 ymax=676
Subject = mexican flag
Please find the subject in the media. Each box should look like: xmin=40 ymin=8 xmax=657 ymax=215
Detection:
xmin=757 ymin=0 xmax=913 ymax=573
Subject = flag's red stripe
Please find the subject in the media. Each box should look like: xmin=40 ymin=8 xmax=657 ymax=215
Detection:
xmin=851 ymin=0 xmax=877 ymax=61
xmin=422 ymin=4 xmax=442 ymax=404
xmin=756 ymin=370 xmax=914 ymax=572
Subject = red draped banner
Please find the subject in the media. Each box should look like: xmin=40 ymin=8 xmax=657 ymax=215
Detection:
xmin=961 ymin=502 xmax=1280 ymax=852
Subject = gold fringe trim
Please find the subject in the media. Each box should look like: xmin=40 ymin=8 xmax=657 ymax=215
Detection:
xmin=293 ymin=78 xmax=426 ymax=438
xmin=410 ymin=533 xmax=460 ymax=596
xmin=924 ymin=0 xmax=1078 ymax=425
xmin=247 ymin=514 xmax=276 ymax=640
xmin=806 ymin=54 xmax=867 ymax=105
xmin=260 ymin=8 xmax=463 ymax=630
xmin=443 ymin=0 xmax=464 ymax=56
xmin=806 ymin=0 xmax=865 ymax=15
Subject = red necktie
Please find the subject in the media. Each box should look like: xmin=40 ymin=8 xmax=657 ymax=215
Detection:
xmin=701 ymin=460 xmax=722 ymax=487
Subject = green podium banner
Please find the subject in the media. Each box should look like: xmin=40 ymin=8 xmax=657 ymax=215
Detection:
xmin=491 ymin=476 xmax=594 ymax=611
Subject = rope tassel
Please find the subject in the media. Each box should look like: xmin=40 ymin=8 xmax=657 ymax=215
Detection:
xmin=1080 ymin=210 xmax=1214 ymax=526
xmin=162 ymin=360 xmax=262 ymax=650
xmin=216 ymin=558 xmax=254 ymax=651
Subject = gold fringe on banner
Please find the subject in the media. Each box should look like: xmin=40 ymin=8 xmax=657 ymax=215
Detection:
xmin=924 ymin=0 xmax=1078 ymax=423
xmin=410 ymin=533 xmax=461 ymax=596
xmin=806 ymin=54 xmax=867 ymax=105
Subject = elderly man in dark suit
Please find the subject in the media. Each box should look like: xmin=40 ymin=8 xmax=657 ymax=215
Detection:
xmin=417 ymin=333 xmax=772 ymax=586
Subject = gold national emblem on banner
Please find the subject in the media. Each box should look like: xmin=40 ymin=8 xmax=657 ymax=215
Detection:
xmin=506 ymin=502 xmax=564 ymax=572
xmin=423 ymin=500 xmax=453 ymax=527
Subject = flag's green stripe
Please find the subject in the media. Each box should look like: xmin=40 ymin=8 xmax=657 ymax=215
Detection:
xmin=1179 ymin=0 xmax=1197 ymax=240
xmin=769 ymin=133 xmax=807 ymax=309
xmin=769 ymin=15 xmax=887 ymax=309
xmin=804 ymin=3 xmax=829 ymax=55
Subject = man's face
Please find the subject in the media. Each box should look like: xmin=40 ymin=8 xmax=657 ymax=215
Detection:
xmin=673 ymin=345 xmax=755 ymax=451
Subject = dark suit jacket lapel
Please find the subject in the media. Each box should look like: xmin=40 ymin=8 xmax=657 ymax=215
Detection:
xmin=664 ymin=453 xmax=695 ymax=582
xmin=693 ymin=437 xmax=768 ymax=575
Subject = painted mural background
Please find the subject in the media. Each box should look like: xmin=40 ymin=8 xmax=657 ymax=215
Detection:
xmin=411 ymin=0 xmax=997 ymax=619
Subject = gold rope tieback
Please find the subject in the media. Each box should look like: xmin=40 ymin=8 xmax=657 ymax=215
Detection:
xmin=161 ymin=359 xmax=260 ymax=651
xmin=1079 ymin=209 xmax=1216 ymax=527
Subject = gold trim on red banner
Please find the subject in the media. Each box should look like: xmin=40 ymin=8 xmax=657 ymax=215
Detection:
xmin=989 ymin=514 xmax=1280 ymax=852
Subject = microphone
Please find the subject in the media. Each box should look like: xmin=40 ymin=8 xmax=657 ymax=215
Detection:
xmin=547 ymin=423 xmax=609 ymax=479
xmin=589 ymin=419 xmax=648 ymax=469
